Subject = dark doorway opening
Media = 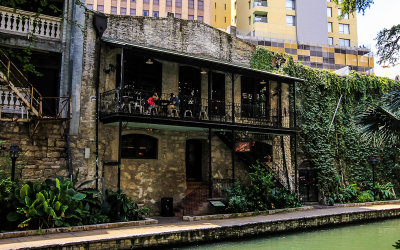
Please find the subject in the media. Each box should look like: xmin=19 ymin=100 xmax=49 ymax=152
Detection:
xmin=241 ymin=76 xmax=270 ymax=119
xmin=211 ymin=72 xmax=225 ymax=116
xmin=179 ymin=66 xmax=201 ymax=117
xmin=299 ymin=161 xmax=319 ymax=202
xmin=252 ymin=141 xmax=273 ymax=161
xmin=186 ymin=139 xmax=203 ymax=181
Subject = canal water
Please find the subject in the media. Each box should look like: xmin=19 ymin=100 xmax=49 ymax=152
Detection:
xmin=178 ymin=218 xmax=400 ymax=250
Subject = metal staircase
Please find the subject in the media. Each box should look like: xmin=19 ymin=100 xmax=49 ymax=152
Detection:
xmin=0 ymin=49 xmax=42 ymax=120
xmin=0 ymin=49 xmax=71 ymax=125
xmin=215 ymin=131 xmax=291 ymax=190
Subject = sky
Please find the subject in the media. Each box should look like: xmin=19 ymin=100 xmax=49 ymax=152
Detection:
xmin=357 ymin=0 xmax=400 ymax=78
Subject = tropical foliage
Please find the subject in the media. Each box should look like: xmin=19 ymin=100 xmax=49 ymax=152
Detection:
xmin=225 ymin=163 xmax=301 ymax=213
xmin=250 ymin=47 xmax=400 ymax=201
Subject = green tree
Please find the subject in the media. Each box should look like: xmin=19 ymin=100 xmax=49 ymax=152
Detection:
xmin=335 ymin=0 xmax=400 ymax=66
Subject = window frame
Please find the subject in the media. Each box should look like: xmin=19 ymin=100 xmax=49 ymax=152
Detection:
xmin=121 ymin=134 xmax=158 ymax=159
xmin=339 ymin=23 xmax=350 ymax=34
xmin=286 ymin=15 xmax=295 ymax=26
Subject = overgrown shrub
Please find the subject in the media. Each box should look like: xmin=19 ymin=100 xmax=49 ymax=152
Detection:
xmin=0 ymin=172 xmax=17 ymax=231
xmin=103 ymin=189 xmax=149 ymax=222
xmin=356 ymin=190 xmax=374 ymax=203
xmin=224 ymin=163 xmax=301 ymax=213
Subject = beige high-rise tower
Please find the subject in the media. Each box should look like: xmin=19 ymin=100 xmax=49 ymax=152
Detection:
xmin=86 ymin=0 xmax=213 ymax=25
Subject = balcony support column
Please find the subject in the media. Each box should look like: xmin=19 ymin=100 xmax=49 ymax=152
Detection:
xmin=208 ymin=71 xmax=212 ymax=120
xmin=208 ymin=127 xmax=213 ymax=198
xmin=117 ymin=119 xmax=122 ymax=219
xmin=278 ymin=81 xmax=282 ymax=127
xmin=231 ymin=72 xmax=235 ymax=182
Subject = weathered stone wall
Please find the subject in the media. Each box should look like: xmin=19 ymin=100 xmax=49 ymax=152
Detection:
xmin=0 ymin=121 xmax=69 ymax=182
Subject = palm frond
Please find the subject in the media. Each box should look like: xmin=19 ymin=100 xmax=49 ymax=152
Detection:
xmin=356 ymin=105 xmax=400 ymax=147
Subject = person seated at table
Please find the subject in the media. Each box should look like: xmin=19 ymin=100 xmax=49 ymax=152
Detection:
xmin=168 ymin=93 xmax=179 ymax=116
xmin=148 ymin=92 xmax=159 ymax=113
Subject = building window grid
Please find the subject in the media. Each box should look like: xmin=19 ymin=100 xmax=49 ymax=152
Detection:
xmin=327 ymin=7 xmax=332 ymax=17
xmin=198 ymin=16 xmax=203 ymax=22
xmin=111 ymin=6 xmax=117 ymax=14
xmin=97 ymin=5 xmax=104 ymax=12
xmin=87 ymin=4 xmax=93 ymax=10
xmin=339 ymin=39 xmax=350 ymax=47
xmin=166 ymin=0 xmax=172 ymax=6
xmin=143 ymin=0 xmax=149 ymax=3
xmin=153 ymin=11 xmax=159 ymax=17
xmin=143 ymin=10 xmax=149 ymax=16
xmin=176 ymin=0 xmax=182 ymax=7
xmin=176 ymin=13 xmax=182 ymax=18
xmin=153 ymin=0 xmax=159 ymax=5
xmin=254 ymin=14 xmax=267 ymax=23
xmin=120 ymin=7 xmax=127 ymax=15
xmin=188 ymin=0 xmax=194 ymax=9
xmin=130 ymin=8 xmax=136 ymax=15
xmin=338 ymin=9 xmax=349 ymax=19
xmin=188 ymin=15 xmax=194 ymax=20
xmin=328 ymin=22 xmax=333 ymax=32
xmin=198 ymin=0 xmax=204 ymax=10
xmin=286 ymin=0 xmax=295 ymax=10
xmin=328 ymin=37 xmax=333 ymax=45
xmin=286 ymin=15 xmax=295 ymax=26
xmin=339 ymin=23 xmax=350 ymax=34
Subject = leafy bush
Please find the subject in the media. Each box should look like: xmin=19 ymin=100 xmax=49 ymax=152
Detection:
xmin=0 ymin=172 xmax=18 ymax=231
xmin=224 ymin=163 xmax=301 ymax=213
xmin=103 ymin=189 xmax=149 ymax=222
xmin=356 ymin=190 xmax=374 ymax=203
xmin=224 ymin=183 xmax=253 ymax=213
xmin=13 ymin=178 xmax=89 ymax=230
xmin=374 ymin=182 xmax=396 ymax=201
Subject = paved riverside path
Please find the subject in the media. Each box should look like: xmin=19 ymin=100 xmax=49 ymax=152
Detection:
xmin=1 ymin=204 xmax=400 ymax=249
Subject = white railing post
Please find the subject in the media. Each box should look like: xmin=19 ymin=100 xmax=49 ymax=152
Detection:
xmin=0 ymin=6 xmax=62 ymax=41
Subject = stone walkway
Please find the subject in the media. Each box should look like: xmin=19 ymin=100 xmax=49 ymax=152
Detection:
xmin=1 ymin=204 xmax=400 ymax=249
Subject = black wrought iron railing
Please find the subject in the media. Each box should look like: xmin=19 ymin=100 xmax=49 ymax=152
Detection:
xmin=99 ymin=88 xmax=294 ymax=129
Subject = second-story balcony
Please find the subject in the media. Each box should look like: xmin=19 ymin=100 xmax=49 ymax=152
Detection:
xmin=100 ymin=88 xmax=296 ymax=133
xmin=0 ymin=5 xmax=62 ymax=41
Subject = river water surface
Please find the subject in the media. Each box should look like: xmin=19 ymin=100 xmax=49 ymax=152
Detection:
xmin=178 ymin=218 xmax=400 ymax=250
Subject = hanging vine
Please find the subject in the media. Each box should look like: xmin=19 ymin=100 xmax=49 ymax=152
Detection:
xmin=250 ymin=47 xmax=400 ymax=199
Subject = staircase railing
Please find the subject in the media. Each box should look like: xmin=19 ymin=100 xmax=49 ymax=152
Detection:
xmin=181 ymin=182 xmax=209 ymax=216
xmin=0 ymin=49 xmax=42 ymax=117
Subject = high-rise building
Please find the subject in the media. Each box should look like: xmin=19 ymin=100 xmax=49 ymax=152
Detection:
xmin=85 ymin=0 xmax=213 ymax=25
xmin=86 ymin=0 xmax=374 ymax=74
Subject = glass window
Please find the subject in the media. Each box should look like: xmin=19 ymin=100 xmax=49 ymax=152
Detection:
xmin=328 ymin=22 xmax=332 ymax=32
xmin=143 ymin=0 xmax=149 ymax=3
xmin=153 ymin=11 xmax=159 ymax=17
xmin=176 ymin=13 xmax=182 ymax=18
xmin=328 ymin=37 xmax=333 ymax=45
xmin=188 ymin=15 xmax=194 ymax=20
xmin=254 ymin=14 xmax=267 ymax=23
xmin=97 ymin=5 xmax=104 ymax=12
xmin=224 ymin=16 xmax=226 ymax=23
xmin=327 ymin=7 xmax=332 ymax=17
xmin=286 ymin=0 xmax=295 ymax=10
xmin=120 ymin=7 xmax=126 ymax=15
xmin=176 ymin=0 xmax=182 ymax=7
xmin=198 ymin=0 xmax=204 ymax=10
xmin=286 ymin=15 xmax=295 ymax=26
xmin=153 ymin=0 xmax=159 ymax=5
xmin=339 ymin=23 xmax=349 ymax=34
xmin=111 ymin=6 xmax=117 ymax=14
xmin=338 ymin=9 xmax=349 ymax=19
xmin=188 ymin=0 xmax=194 ymax=9
xmin=87 ymin=4 xmax=93 ymax=10
xmin=131 ymin=0 xmax=136 ymax=2
xmin=166 ymin=0 xmax=172 ymax=6
xmin=130 ymin=8 xmax=136 ymax=15
xmin=121 ymin=134 xmax=158 ymax=159
xmin=143 ymin=10 xmax=149 ymax=16
xmin=339 ymin=39 xmax=350 ymax=47
xmin=224 ymin=3 xmax=226 ymax=9
xmin=198 ymin=16 xmax=203 ymax=22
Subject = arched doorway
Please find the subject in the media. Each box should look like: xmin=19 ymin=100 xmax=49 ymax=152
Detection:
xmin=299 ymin=161 xmax=318 ymax=202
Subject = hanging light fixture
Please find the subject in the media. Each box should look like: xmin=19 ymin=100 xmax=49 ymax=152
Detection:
xmin=200 ymin=69 xmax=207 ymax=74
xmin=146 ymin=59 xmax=153 ymax=65
xmin=260 ymin=79 xmax=266 ymax=84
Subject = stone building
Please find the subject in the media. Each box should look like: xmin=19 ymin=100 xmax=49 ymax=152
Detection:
xmin=0 ymin=3 xmax=302 ymax=215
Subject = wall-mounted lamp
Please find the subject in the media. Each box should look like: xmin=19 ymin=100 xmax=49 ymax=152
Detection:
xmin=200 ymin=69 xmax=207 ymax=74
xmin=146 ymin=59 xmax=154 ymax=65
xmin=103 ymin=64 xmax=115 ymax=74
xmin=260 ymin=80 xmax=266 ymax=84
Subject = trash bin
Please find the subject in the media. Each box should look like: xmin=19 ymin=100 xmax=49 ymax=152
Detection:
xmin=161 ymin=197 xmax=173 ymax=217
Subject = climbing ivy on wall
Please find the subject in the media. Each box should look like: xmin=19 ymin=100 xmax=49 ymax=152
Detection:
xmin=250 ymin=47 xmax=400 ymax=199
